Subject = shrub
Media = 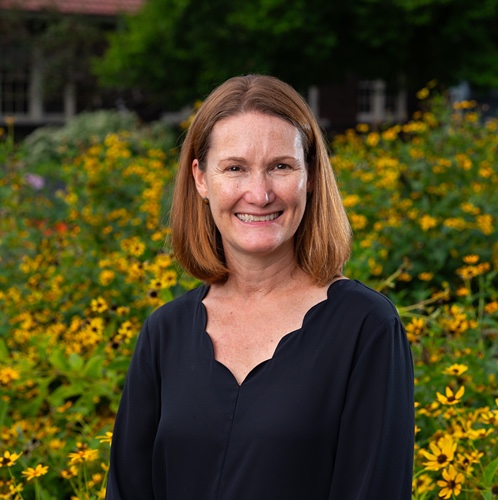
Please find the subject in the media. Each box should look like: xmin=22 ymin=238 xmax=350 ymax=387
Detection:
xmin=0 ymin=96 xmax=497 ymax=499
xmin=336 ymin=96 xmax=498 ymax=303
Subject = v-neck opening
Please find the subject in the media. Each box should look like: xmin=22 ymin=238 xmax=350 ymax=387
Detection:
xmin=199 ymin=278 xmax=349 ymax=387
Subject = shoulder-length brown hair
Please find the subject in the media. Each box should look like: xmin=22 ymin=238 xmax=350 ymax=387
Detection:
xmin=170 ymin=74 xmax=352 ymax=286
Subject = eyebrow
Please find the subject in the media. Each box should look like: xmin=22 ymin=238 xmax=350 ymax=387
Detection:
xmin=219 ymin=155 xmax=300 ymax=163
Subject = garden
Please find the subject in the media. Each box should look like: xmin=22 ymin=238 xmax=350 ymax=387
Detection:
xmin=0 ymin=90 xmax=497 ymax=499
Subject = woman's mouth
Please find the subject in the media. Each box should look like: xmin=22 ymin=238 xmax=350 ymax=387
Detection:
xmin=235 ymin=212 xmax=282 ymax=222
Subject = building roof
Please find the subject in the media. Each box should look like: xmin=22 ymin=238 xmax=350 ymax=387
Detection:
xmin=0 ymin=0 xmax=145 ymax=16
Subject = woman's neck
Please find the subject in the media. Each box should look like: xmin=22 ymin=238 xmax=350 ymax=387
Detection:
xmin=215 ymin=246 xmax=309 ymax=299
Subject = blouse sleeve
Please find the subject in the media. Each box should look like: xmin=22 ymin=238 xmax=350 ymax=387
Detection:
xmin=328 ymin=316 xmax=414 ymax=499
xmin=106 ymin=319 xmax=160 ymax=500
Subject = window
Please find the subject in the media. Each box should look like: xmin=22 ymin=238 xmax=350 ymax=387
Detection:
xmin=357 ymin=81 xmax=375 ymax=114
xmin=0 ymin=47 xmax=76 ymax=124
xmin=356 ymin=79 xmax=407 ymax=124
xmin=0 ymin=49 xmax=30 ymax=116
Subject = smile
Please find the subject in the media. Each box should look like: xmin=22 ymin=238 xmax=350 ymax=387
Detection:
xmin=236 ymin=212 xmax=282 ymax=222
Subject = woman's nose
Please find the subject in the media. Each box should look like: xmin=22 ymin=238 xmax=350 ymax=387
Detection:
xmin=244 ymin=174 xmax=275 ymax=206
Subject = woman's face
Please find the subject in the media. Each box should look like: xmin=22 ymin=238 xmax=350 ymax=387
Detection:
xmin=192 ymin=112 xmax=310 ymax=262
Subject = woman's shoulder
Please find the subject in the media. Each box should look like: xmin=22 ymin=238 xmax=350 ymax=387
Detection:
xmin=332 ymin=279 xmax=401 ymax=322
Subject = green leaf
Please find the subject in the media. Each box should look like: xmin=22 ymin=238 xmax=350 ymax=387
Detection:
xmin=0 ymin=338 xmax=8 ymax=361
xmin=481 ymin=491 xmax=492 ymax=500
xmin=83 ymin=355 xmax=104 ymax=378
xmin=48 ymin=348 xmax=70 ymax=371
xmin=482 ymin=455 xmax=498 ymax=487
xmin=68 ymin=352 xmax=84 ymax=371
xmin=48 ymin=381 xmax=85 ymax=406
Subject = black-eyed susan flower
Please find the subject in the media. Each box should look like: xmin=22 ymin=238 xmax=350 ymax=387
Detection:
xmin=419 ymin=214 xmax=438 ymax=231
xmin=412 ymin=473 xmax=435 ymax=494
xmin=442 ymin=364 xmax=468 ymax=377
xmin=0 ymin=450 xmax=22 ymax=467
xmin=423 ymin=435 xmax=456 ymax=471
xmin=484 ymin=301 xmax=498 ymax=314
xmin=22 ymin=464 xmax=48 ymax=481
xmin=96 ymin=431 xmax=113 ymax=445
xmin=0 ymin=367 xmax=20 ymax=385
xmin=405 ymin=318 xmax=426 ymax=343
xmin=68 ymin=448 xmax=99 ymax=465
xmin=60 ymin=465 xmax=78 ymax=479
xmin=455 ymin=450 xmax=483 ymax=474
xmin=417 ymin=87 xmax=430 ymax=100
xmin=437 ymin=465 xmax=464 ymax=499
xmin=437 ymin=386 xmax=465 ymax=405
xmin=418 ymin=272 xmax=434 ymax=281
xmin=462 ymin=254 xmax=480 ymax=264
xmin=480 ymin=409 xmax=498 ymax=426
xmin=90 ymin=296 xmax=108 ymax=314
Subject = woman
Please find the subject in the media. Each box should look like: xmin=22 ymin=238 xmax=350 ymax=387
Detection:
xmin=107 ymin=75 xmax=414 ymax=499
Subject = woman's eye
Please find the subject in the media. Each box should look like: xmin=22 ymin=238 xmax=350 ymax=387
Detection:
xmin=227 ymin=166 xmax=242 ymax=172
xmin=275 ymin=163 xmax=290 ymax=170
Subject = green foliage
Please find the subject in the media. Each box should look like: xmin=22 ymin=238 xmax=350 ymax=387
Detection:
xmin=94 ymin=0 xmax=498 ymax=107
xmin=336 ymin=93 xmax=498 ymax=300
xmin=21 ymin=110 xmax=176 ymax=171
xmin=1 ymin=97 xmax=497 ymax=498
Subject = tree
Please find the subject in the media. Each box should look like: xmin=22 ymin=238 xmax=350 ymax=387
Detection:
xmin=93 ymin=0 xmax=498 ymax=108
xmin=0 ymin=7 xmax=109 ymax=103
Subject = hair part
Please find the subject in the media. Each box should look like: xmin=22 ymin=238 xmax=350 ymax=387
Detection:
xmin=170 ymin=74 xmax=352 ymax=286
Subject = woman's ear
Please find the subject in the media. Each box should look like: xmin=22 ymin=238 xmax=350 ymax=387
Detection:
xmin=306 ymin=169 xmax=314 ymax=194
xmin=192 ymin=159 xmax=208 ymax=198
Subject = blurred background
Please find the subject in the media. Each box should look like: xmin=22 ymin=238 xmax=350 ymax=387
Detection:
xmin=1 ymin=0 xmax=498 ymax=136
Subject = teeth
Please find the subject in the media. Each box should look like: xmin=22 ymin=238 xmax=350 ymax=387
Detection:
xmin=236 ymin=213 xmax=280 ymax=222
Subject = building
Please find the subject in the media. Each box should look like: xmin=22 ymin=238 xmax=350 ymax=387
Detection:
xmin=310 ymin=75 xmax=409 ymax=133
xmin=1 ymin=0 xmax=413 ymax=135
xmin=0 ymin=0 xmax=144 ymax=131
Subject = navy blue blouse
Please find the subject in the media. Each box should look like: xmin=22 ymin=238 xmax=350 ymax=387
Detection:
xmin=107 ymin=279 xmax=414 ymax=499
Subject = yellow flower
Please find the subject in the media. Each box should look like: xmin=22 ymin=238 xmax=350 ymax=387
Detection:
xmin=455 ymin=450 xmax=483 ymax=474
xmin=68 ymin=448 xmax=99 ymax=465
xmin=99 ymin=270 xmax=115 ymax=286
xmin=0 ymin=450 xmax=22 ymax=467
xmin=437 ymin=465 xmax=464 ymax=499
xmin=121 ymin=236 xmax=146 ymax=257
xmin=96 ymin=431 xmax=113 ymax=445
xmin=397 ymin=272 xmax=412 ymax=282
xmin=442 ymin=364 xmax=468 ymax=377
xmin=61 ymin=465 xmax=78 ymax=479
xmin=419 ymin=214 xmax=438 ymax=231
xmin=366 ymin=132 xmax=380 ymax=147
xmin=417 ymin=87 xmax=430 ymax=100
xmin=381 ymin=126 xmax=400 ymax=141
xmin=405 ymin=318 xmax=425 ymax=343
xmin=413 ymin=472 xmax=436 ymax=493
xmin=349 ymin=213 xmax=368 ymax=230
xmin=476 ymin=214 xmax=493 ymax=235
xmin=342 ymin=194 xmax=360 ymax=208
xmin=0 ymin=367 xmax=20 ymax=385
xmin=484 ymin=301 xmax=498 ymax=314
xmin=423 ymin=435 xmax=456 ymax=471
xmin=356 ymin=123 xmax=369 ymax=133
xmin=90 ymin=296 xmax=108 ymax=314
xmin=462 ymin=254 xmax=479 ymax=264
xmin=22 ymin=464 xmax=49 ymax=481
xmin=418 ymin=272 xmax=434 ymax=281
xmin=437 ymin=386 xmax=465 ymax=405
